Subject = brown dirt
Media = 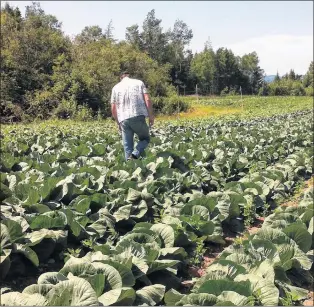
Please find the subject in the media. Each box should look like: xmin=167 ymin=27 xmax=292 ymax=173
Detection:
xmin=187 ymin=217 xmax=266 ymax=278
xmin=247 ymin=216 xmax=264 ymax=235
xmin=281 ymin=177 xmax=313 ymax=208
xmin=303 ymin=291 xmax=314 ymax=306
xmin=0 ymin=259 xmax=64 ymax=292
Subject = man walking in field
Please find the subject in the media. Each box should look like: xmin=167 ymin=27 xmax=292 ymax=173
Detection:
xmin=110 ymin=71 xmax=154 ymax=160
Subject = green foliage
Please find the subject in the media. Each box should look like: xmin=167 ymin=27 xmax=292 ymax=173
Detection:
xmin=191 ymin=47 xmax=264 ymax=96
xmin=152 ymin=95 xmax=190 ymax=115
xmin=1 ymin=1 xmax=313 ymax=125
xmin=259 ymin=64 xmax=313 ymax=97
xmin=52 ymin=98 xmax=77 ymax=119
xmin=263 ymin=79 xmax=307 ymax=96
xmin=304 ymin=86 xmax=313 ymax=96
xmin=0 ymin=3 xmax=176 ymax=122
xmin=191 ymin=44 xmax=217 ymax=94
xmin=303 ymin=61 xmax=313 ymax=88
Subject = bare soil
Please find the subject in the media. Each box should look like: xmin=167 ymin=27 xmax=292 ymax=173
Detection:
xmin=303 ymin=291 xmax=314 ymax=306
xmin=0 ymin=259 xmax=64 ymax=292
xmin=281 ymin=177 xmax=313 ymax=208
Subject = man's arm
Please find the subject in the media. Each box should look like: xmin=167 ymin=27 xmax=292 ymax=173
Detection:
xmin=110 ymin=88 xmax=120 ymax=130
xmin=141 ymin=82 xmax=154 ymax=126
xmin=144 ymin=93 xmax=154 ymax=127
xmin=111 ymin=104 xmax=119 ymax=124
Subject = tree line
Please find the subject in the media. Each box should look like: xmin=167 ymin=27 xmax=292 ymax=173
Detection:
xmin=1 ymin=2 xmax=313 ymax=122
xmin=259 ymin=66 xmax=313 ymax=97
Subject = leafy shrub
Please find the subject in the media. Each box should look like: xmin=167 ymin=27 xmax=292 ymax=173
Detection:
xmin=74 ymin=104 xmax=94 ymax=121
xmin=258 ymin=85 xmax=270 ymax=96
xmin=152 ymin=95 xmax=190 ymax=115
xmin=0 ymin=101 xmax=24 ymax=123
xmin=220 ymin=87 xmax=239 ymax=96
xmin=290 ymin=82 xmax=306 ymax=96
xmin=53 ymin=98 xmax=77 ymax=119
xmin=268 ymin=80 xmax=307 ymax=96
xmin=269 ymin=84 xmax=290 ymax=96
xmin=305 ymin=86 xmax=313 ymax=96
xmin=25 ymin=90 xmax=59 ymax=120
xmin=220 ymin=87 xmax=229 ymax=96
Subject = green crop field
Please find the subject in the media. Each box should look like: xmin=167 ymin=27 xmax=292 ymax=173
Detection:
xmin=0 ymin=96 xmax=313 ymax=306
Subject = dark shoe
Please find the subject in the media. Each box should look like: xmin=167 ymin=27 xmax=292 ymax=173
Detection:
xmin=131 ymin=153 xmax=139 ymax=159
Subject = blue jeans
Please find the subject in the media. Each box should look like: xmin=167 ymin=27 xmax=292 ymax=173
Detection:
xmin=120 ymin=115 xmax=150 ymax=160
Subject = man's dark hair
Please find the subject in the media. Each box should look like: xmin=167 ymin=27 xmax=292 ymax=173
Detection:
xmin=120 ymin=71 xmax=129 ymax=77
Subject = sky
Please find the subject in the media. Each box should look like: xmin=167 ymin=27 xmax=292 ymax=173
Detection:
xmin=5 ymin=1 xmax=314 ymax=75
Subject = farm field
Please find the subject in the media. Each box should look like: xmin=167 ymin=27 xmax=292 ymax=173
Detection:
xmin=157 ymin=96 xmax=313 ymax=122
xmin=0 ymin=97 xmax=313 ymax=306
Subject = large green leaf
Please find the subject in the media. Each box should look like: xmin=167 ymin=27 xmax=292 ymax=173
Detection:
xmin=164 ymin=289 xmax=184 ymax=306
xmin=37 ymin=272 xmax=68 ymax=285
xmin=126 ymin=188 xmax=142 ymax=203
xmin=159 ymin=247 xmax=187 ymax=258
xmin=277 ymin=243 xmax=312 ymax=271
xmin=69 ymin=195 xmax=91 ymax=214
xmin=97 ymin=260 xmax=135 ymax=287
xmin=147 ymin=260 xmax=179 ymax=274
xmin=92 ymin=262 xmax=123 ymax=291
xmin=250 ymin=239 xmax=280 ymax=261
xmin=0 ymin=223 xmax=11 ymax=251
xmin=0 ymin=182 xmax=12 ymax=201
xmin=2 ymin=219 xmax=23 ymax=242
xmin=29 ymin=211 xmax=67 ymax=230
xmin=130 ymin=200 xmax=148 ymax=219
xmin=262 ymin=212 xmax=299 ymax=229
xmin=13 ymin=244 xmax=39 ymax=266
xmin=282 ymin=222 xmax=312 ymax=253
xmin=253 ymin=228 xmax=292 ymax=245
xmin=309 ymin=217 xmax=314 ymax=235
xmin=0 ymin=292 xmax=48 ymax=306
xmin=216 ymin=291 xmax=253 ymax=306
xmin=249 ymin=260 xmax=275 ymax=282
xmin=223 ymin=253 xmax=257 ymax=271
xmin=9 ymin=216 xmax=29 ymax=232
xmin=86 ymin=220 xmax=109 ymax=238
xmin=60 ymin=257 xmax=97 ymax=277
xmin=98 ymin=287 xmax=136 ymax=306
xmin=119 ymin=232 xmax=160 ymax=247
xmin=86 ymin=274 xmax=106 ymax=297
xmin=177 ymin=293 xmax=217 ymax=306
xmin=205 ymin=260 xmax=247 ymax=280
xmin=150 ymin=223 xmax=175 ymax=248
xmin=113 ymin=204 xmax=132 ymax=221
xmin=61 ymin=208 xmax=86 ymax=237
xmin=197 ymin=279 xmax=252 ymax=297
xmin=235 ymin=274 xmax=279 ymax=306
xmin=282 ymin=283 xmax=308 ymax=301
xmin=25 ymin=229 xmax=67 ymax=246
xmin=116 ymin=239 xmax=159 ymax=263
xmin=22 ymin=284 xmax=54 ymax=296
xmin=46 ymin=276 xmax=99 ymax=306
xmin=134 ymin=284 xmax=166 ymax=306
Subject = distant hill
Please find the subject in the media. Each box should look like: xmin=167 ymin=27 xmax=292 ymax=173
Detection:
xmin=264 ymin=75 xmax=276 ymax=83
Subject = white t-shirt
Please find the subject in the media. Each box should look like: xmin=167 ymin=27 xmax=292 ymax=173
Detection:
xmin=110 ymin=77 xmax=149 ymax=123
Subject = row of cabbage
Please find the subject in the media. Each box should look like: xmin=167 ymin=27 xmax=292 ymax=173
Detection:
xmin=0 ymin=112 xmax=312 ymax=280
xmin=1 ymin=145 xmax=312 ymax=305
xmin=165 ymin=187 xmax=314 ymax=306
xmin=1 ymin=111 xmax=312 ymax=189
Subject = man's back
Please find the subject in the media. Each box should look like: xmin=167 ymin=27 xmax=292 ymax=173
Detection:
xmin=111 ymin=77 xmax=148 ymax=123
